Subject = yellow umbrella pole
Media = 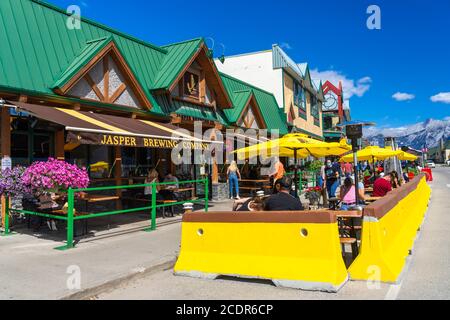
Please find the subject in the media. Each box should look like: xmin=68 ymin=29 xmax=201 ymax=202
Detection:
xmin=294 ymin=148 xmax=299 ymax=196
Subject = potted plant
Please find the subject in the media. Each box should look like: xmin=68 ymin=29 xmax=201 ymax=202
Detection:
xmin=304 ymin=186 xmax=322 ymax=208
xmin=21 ymin=158 xmax=90 ymax=210
xmin=0 ymin=166 xmax=29 ymax=198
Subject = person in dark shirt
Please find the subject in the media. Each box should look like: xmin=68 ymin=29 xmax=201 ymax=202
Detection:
xmin=324 ymin=160 xmax=340 ymax=198
xmin=265 ymin=176 xmax=304 ymax=211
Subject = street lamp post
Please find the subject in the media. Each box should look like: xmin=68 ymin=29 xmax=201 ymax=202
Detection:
xmin=338 ymin=121 xmax=376 ymax=211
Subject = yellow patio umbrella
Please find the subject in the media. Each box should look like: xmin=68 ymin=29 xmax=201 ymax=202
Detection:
xmin=233 ymin=133 xmax=351 ymax=194
xmin=235 ymin=134 xmax=351 ymax=160
xmin=339 ymin=146 xmax=402 ymax=162
xmin=383 ymin=146 xmax=418 ymax=162
xmin=89 ymin=161 xmax=109 ymax=173
xmin=397 ymin=151 xmax=418 ymax=161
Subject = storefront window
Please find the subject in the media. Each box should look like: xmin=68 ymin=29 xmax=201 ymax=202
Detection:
xmin=67 ymin=145 xmax=88 ymax=169
xmin=88 ymin=146 xmax=113 ymax=179
xmin=11 ymin=133 xmax=29 ymax=165
xmin=121 ymin=148 xmax=156 ymax=177
xmin=33 ymin=134 xmax=52 ymax=161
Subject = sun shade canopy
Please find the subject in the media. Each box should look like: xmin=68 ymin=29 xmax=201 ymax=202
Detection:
xmin=10 ymin=101 xmax=219 ymax=150
xmin=233 ymin=133 xmax=351 ymax=160
xmin=339 ymin=146 xmax=403 ymax=162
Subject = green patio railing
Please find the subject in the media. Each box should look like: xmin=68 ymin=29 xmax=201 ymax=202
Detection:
xmin=0 ymin=178 xmax=209 ymax=250
xmin=286 ymin=170 xmax=320 ymax=193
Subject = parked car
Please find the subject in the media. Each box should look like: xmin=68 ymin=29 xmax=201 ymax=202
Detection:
xmin=426 ymin=161 xmax=436 ymax=168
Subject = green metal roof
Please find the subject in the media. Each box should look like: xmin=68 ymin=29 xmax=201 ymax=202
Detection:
xmin=220 ymin=73 xmax=288 ymax=134
xmin=0 ymin=0 xmax=216 ymax=117
xmin=153 ymin=95 xmax=228 ymax=125
xmin=52 ymin=36 xmax=111 ymax=90
xmin=0 ymin=0 xmax=291 ymax=133
xmin=152 ymin=39 xmax=203 ymax=90
xmin=223 ymin=90 xmax=252 ymax=123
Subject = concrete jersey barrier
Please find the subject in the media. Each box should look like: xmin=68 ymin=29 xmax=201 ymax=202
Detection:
xmin=174 ymin=211 xmax=349 ymax=292
xmin=348 ymin=174 xmax=431 ymax=283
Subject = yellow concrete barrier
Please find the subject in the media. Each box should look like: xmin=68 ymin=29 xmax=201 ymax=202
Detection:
xmin=348 ymin=175 xmax=431 ymax=283
xmin=174 ymin=211 xmax=348 ymax=292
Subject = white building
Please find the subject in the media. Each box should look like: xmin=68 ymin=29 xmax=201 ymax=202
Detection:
xmin=215 ymin=44 xmax=324 ymax=139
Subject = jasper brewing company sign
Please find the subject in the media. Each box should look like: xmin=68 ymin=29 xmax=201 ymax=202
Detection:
xmin=67 ymin=132 xmax=209 ymax=150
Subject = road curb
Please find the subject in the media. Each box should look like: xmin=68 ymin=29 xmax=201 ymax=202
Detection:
xmin=61 ymin=258 xmax=177 ymax=300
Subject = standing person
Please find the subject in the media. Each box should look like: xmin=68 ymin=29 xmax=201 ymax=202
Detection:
xmin=227 ymin=161 xmax=241 ymax=199
xmin=324 ymin=159 xmax=340 ymax=198
xmin=270 ymin=157 xmax=285 ymax=187
xmin=344 ymin=162 xmax=353 ymax=177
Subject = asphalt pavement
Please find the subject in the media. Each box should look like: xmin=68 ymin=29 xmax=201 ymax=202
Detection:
xmin=97 ymin=167 xmax=450 ymax=300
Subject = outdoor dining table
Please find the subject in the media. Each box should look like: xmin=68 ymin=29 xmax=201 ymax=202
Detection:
xmin=365 ymin=196 xmax=382 ymax=203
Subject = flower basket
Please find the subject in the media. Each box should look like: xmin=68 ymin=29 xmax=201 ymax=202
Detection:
xmin=304 ymin=186 xmax=322 ymax=206
xmin=22 ymin=158 xmax=90 ymax=199
xmin=0 ymin=166 xmax=29 ymax=198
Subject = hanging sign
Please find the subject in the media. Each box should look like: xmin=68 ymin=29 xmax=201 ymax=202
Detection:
xmin=1 ymin=156 xmax=12 ymax=171
xmin=66 ymin=132 xmax=210 ymax=151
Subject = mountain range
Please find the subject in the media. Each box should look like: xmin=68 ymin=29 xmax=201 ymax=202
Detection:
xmin=363 ymin=118 xmax=450 ymax=150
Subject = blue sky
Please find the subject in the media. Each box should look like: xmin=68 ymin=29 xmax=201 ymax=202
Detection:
xmin=52 ymin=0 xmax=450 ymax=128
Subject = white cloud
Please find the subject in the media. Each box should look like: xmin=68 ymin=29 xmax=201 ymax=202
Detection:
xmin=392 ymin=92 xmax=415 ymax=101
xmin=431 ymin=92 xmax=450 ymax=104
xmin=310 ymin=69 xmax=372 ymax=108
xmin=280 ymin=42 xmax=292 ymax=50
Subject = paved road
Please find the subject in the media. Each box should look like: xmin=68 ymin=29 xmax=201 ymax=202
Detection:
xmin=98 ymin=167 xmax=450 ymax=300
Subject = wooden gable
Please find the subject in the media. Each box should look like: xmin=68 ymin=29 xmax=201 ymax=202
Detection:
xmin=169 ymin=44 xmax=232 ymax=109
xmin=236 ymin=95 xmax=266 ymax=129
xmin=55 ymin=41 xmax=152 ymax=110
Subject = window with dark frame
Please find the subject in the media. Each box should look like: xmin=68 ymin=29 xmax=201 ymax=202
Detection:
xmin=311 ymin=94 xmax=320 ymax=126
xmin=294 ymin=81 xmax=307 ymax=119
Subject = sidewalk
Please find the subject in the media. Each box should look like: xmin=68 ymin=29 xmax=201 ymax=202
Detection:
xmin=0 ymin=200 xmax=233 ymax=300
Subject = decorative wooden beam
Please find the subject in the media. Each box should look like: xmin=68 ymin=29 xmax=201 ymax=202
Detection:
xmin=103 ymin=55 xmax=110 ymax=102
xmin=85 ymin=74 xmax=105 ymax=101
xmin=55 ymin=129 xmax=65 ymax=160
xmin=109 ymin=83 xmax=127 ymax=103
xmin=200 ymin=71 xmax=206 ymax=103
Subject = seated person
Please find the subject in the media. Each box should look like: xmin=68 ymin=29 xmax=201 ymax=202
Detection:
xmin=339 ymin=177 xmax=365 ymax=210
xmin=373 ymin=173 xmax=392 ymax=197
xmin=160 ymin=172 xmax=180 ymax=200
xmin=390 ymin=171 xmax=402 ymax=189
xmin=233 ymin=192 xmax=266 ymax=212
xmin=403 ymin=171 xmax=410 ymax=183
xmin=233 ymin=191 xmax=265 ymax=211
xmin=265 ymin=176 xmax=304 ymax=211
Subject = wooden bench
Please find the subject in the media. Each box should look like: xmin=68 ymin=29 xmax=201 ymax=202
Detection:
xmin=340 ymin=237 xmax=357 ymax=244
